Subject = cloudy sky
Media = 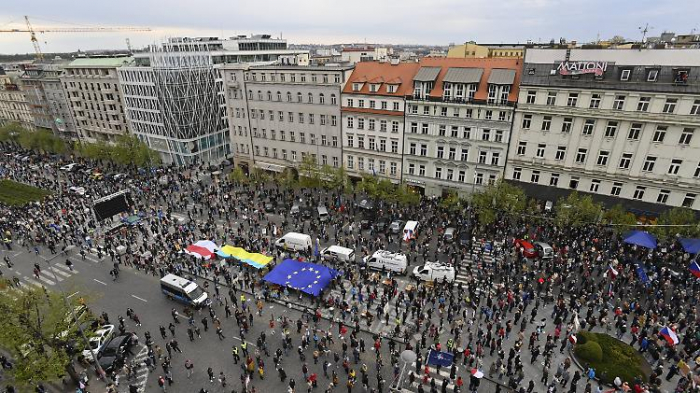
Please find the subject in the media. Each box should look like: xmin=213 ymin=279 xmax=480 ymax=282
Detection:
xmin=1 ymin=0 xmax=698 ymax=54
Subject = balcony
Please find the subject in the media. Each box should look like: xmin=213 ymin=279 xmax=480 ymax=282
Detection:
xmin=405 ymin=94 xmax=516 ymax=107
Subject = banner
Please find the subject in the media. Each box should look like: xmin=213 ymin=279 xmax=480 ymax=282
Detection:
xmin=427 ymin=349 xmax=453 ymax=367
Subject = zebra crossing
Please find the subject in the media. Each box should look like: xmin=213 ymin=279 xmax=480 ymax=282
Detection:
xmin=11 ymin=261 xmax=79 ymax=289
xmin=118 ymin=345 xmax=150 ymax=393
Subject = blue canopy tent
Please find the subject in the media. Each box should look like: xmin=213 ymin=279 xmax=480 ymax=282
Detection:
xmin=623 ymin=230 xmax=657 ymax=249
xmin=680 ymin=238 xmax=700 ymax=254
xmin=263 ymin=259 xmax=339 ymax=297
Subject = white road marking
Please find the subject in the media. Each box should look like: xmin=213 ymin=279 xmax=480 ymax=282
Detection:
xmin=47 ymin=265 xmax=71 ymax=277
xmin=93 ymin=279 xmax=107 ymax=286
xmin=22 ymin=276 xmax=44 ymax=288
xmin=131 ymin=295 xmax=148 ymax=303
xmin=67 ymin=291 xmax=80 ymax=299
xmin=35 ymin=273 xmax=56 ymax=285
xmin=52 ymin=263 xmax=78 ymax=274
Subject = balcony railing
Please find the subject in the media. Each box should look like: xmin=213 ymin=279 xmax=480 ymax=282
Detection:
xmin=405 ymin=94 xmax=516 ymax=107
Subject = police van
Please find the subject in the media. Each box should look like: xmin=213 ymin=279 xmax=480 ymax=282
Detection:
xmin=160 ymin=274 xmax=210 ymax=308
xmin=363 ymin=250 xmax=408 ymax=274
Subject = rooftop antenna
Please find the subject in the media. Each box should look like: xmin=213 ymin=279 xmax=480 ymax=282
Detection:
xmin=639 ymin=23 xmax=654 ymax=43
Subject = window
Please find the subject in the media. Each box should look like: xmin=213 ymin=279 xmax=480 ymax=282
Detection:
xmin=368 ymin=159 xmax=375 ymax=172
xmin=562 ymin=118 xmax=573 ymax=133
xmin=567 ymin=93 xmax=578 ymax=107
xmin=392 ymin=121 xmax=399 ymax=133
xmin=657 ymin=189 xmax=670 ymax=204
xmin=369 ymin=100 xmax=376 ymax=109
xmin=620 ymin=69 xmax=631 ymax=81
xmin=541 ymin=116 xmax=552 ymax=131
xmin=368 ymin=119 xmax=375 ymax=130
xmin=482 ymin=129 xmax=491 ymax=141
xmin=309 ymin=114 xmax=314 ymax=124
xmin=642 ymin=156 xmax=656 ymax=172
xmin=419 ymin=165 xmax=425 ymax=177
xmin=438 ymin=125 xmax=446 ymax=137
xmin=491 ymin=152 xmax=500 ymax=166
xmin=347 ymin=117 xmax=354 ymax=128
xmin=358 ymin=157 xmax=364 ymax=170
xmin=474 ymin=172 xmax=484 ymax=185
xmin=391 ymin=140 xmax=398 ymax=153
xmin=458 ymin=170 xmax=466 ymax=182
xmin=435 ymin=167 xmax=442 ymax=179
xmin=449 ymin=147 xmax=456 ymax=160
xmin=452 ymin=126 xmax=460 ymax=138
xmin=635 ymin=96 xmax=651 ymax=112
xmin=583 ymin=119 xmax=595 ymax=135
xmin=589 ymin=94 xmax=601 ymax=109
xmin=495 ymin=130 xmax=504 ymax=142
xmin=695 ymin=162 xmax=700 ymax=178
xmin=380 ymin=120 xmax=387 ymax=132
xmin=461 ymin=149 xmax=468 ymax=162
xmin=611 ymin=182 xmax=622 ymax=196
xmin=569 ymin=177 xmax=579 ymax=190
xmin=517 ymin=141 xmax=527 ymax=156
xmin=647 ymin=69 xmax=659 ymax=82
xmin=332 ymin=136 xmax=338 ymax=147
xmin=683 ymin=193 xmax=696 ymax=208
xmin=526 ymin=91 xmax=536 ymax=104
xmin=410 ymin=123 xmax=417 ymax=133
xmin=331 ymin=94 xmax=337 ymax=105
xmin=421 ymin=124 xmax=429 ymax=134
xmin=555 ymin=146 xmax=566 ymax=161
xmin=478 ymin=151 xmax=487 ymax=164
xmin=680 ymin=128 xmax=694 ymax=145
xmin=663 ymin=98 xmax=677 ymax=114
xmin=299 ymin=132 xmax=306 ymax=144
xmin=619 ymin=153 xmax=633 ymax=169
xmin=512 ymin=167 xmax=522 ymax=180
xmin=423 ymin=106 xmax=429 ymax=115
xmin=633 ymin=186 xmax=646 ymax=200
xmin=604 ymin=121 xmax=618 ymax=138
xmin=668 ymin=159 xmax=682 ymax=175
xmin=407 ymin=163 xmax=414 ymax=175
xmin=320 ymin=115 xmax=327 ymax=125
xmin=390 ymin=162 xmax=397 ymax=176
xmin=536 ymin=143 xmax=545 ymax=158
xmin=546 ymin=92 xmax=557 ymax=106
xmin=463 ymin=127 xmax=471 ymax=139
xmin=441 ymin=107 xmax=448 ymax=117
xmin=393 ymin=102 xmax=399 ymax=111
xmin=282 ymin=149 xmax=287 ymax=160
xmin=549 ymin=173 xmax=559 ymax=186
xmin=347 ymin=155 xmax=354 ymax=169
xmin=289 ymin=112 xmax=294 ymax=122
xmin=613 ymin=95 xmax=625 ymax=110
xmin=357 ymin=118 xmax=364 ymax=129
xmin=628 ymin=123 xmax=642 ymax=140
xmin=379 ymin=139 xmax=386 ymax=152
xmin=378 ymin=160 xmax=385 ymax=174
xmin=653 ymin=126 xmax=667 ymax=143
xmin=531 ymin=171 xmax=540 ymax=183
xmin=420 ymin=144 xmax=427 ymax=156
xmin=280 ymin=130 xmax=286 ymax=141
xmin=358 ymin=99 xmax=364 ymax=108
xmin=596 ymin=150 xmax=609 ymax=166
xmin=522 ymin=114 xmax=532 ymax=129
xmin=298 ymin=113 xmax=304 ymax=123
xmin=575 ymin=148 xmax=587 ymax=164
xmin=590 ymin=179 xmax=600 ymax=193
xmin=691 ymin=100 xmax=700 ymax=115
xmin=357 ymin=136 xmax=364 ymax=149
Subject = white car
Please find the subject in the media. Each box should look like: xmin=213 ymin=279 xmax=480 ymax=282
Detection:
xmin=60 ymin=163 xmax=78 ymax=172
xmin=69 ymin=186 xmax=86 ymax=196
xmin=82 ymin=324 xmax=115 ymax=362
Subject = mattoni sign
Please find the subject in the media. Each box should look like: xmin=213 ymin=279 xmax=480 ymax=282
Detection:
xmin=557 ymin=61 xmax=608 ymax=76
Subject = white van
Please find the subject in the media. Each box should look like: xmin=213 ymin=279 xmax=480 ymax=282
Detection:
xmin=160 ymin=274 xmax=210 ymax=308
xmin=317 ymin=206 xmax=329 ymax=222
xmin=275 ymin=232 xmax=313 ymax=253
xmin=320 ymin=245 xmax=355 ymax=263
xmin=412 ymin=262 xmax=456 ymax=283
xmin=444 ymin=227 xmax=456 ymax=242
xmin=403 ymin=221 xmax=420 ymax=240
xmin=363 ymin=250 xmax=408 ymax=274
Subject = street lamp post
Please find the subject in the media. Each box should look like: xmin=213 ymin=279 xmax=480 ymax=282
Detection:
xmin=43 ymin=246 xmax=105 ymax=380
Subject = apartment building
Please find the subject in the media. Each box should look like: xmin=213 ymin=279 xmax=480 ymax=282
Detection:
xmin=341 ymin=61 xmax=420 ymax=182
xmin=403 ymin=58 xmax=521 ymax=197
xmin=60 ymin=57 xmax=132 ymax=143
xmin=341 ymin=47 xmax=392 ymax=64
xmin=0 ymin=73 xmax=33 ymax=129
xmin=447 ymin=42 xmax=525 ymax=59
xmin=224 ymin=64 xmax=353 ymax=172
xmin=20 ymin=61 xmax=78 ymax=139
xmin=506 ymin=49 xmax=700 ymax=212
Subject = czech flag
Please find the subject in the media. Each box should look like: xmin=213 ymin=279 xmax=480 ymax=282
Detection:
xmin=403 ymin=229 xmax=413 ymax=242
xmin=607 ymin=265 xmax=619 ymax=279
xmin=689 ymin=260 xmax=700 ymax=279
xmin=660 ymin=326 xmax=679 ymax=346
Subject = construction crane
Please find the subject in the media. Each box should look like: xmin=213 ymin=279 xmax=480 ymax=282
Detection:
xmin=0 ymin=15 xmax=151 ymax=60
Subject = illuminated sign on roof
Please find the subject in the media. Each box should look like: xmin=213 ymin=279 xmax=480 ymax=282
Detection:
xmin=557 ymin=61 xmax=608 ymax=76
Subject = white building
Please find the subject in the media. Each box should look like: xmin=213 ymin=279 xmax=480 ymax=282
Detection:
xmin=341 ymin=61 xmax=420 ymax=182
xmin=341 ymin=47 xmax=392 ymax=64
xmin=223 ymin=64 xmax=353 ymax=173
xmin=506 ymin=48 xmax=700 ymax=212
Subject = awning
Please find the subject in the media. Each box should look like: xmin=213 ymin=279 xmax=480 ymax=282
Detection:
xmin=255 ymin=162 xmax=285 ymax=173
xmin=443 ymin=68 xmax=483 ymax=84
xmin=414 ymin=67 xmax=441 ymax=82
xmin=487 ymin=69 xmax=516 ymax=85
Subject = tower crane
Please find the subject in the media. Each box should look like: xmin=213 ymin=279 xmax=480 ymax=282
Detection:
xmin=0 ymin=15 xmax=151 ymax=60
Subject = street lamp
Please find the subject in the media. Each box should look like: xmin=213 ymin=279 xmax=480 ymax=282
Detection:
xmin=393 ymin=349 xmax=417 ymax=391
xmin=43 ymin=246 xmax=105 ymax=380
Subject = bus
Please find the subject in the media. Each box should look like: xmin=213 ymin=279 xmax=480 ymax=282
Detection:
xmin=160 ymin=274 xmax=210 ymax=308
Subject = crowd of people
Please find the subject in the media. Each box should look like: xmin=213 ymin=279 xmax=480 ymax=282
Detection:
xmin=1 ymin=145 xmax=700 ymax=393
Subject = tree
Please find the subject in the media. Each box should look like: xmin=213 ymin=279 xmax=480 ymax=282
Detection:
xmin=651 ymin=207 xmax=700 ymax=239
xmin=229 ymin=167 xmax=248 ymax=185
xmin=395 ymin=183 xmax=420 ymax=206
xmin=276 ymin=168 xmax=298 ymax=190
xmin=298 ymin=155 xmax=320 ymax=188
xmin=0 ymin=285 xmax=91 ymax=386
xmin=555 ymin=191 xmax=602 ymax=228
xmin=357 ymin=175 xmax=379 ymax=199
xmin=439 ymin=191 xmax=464 ymax=213
xmin=471 ymin=181 xmax=527 ymax=225
xmin=603 ymin=204 xmax=637 ymax=232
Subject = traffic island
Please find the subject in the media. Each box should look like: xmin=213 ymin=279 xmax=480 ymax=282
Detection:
xmin=0 ymin=179 xmax=51 ymax=206
xmin=573 ymin=330 xmax=650 ymax=385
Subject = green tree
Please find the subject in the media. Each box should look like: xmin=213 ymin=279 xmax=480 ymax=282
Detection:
xmin=229 ymin=167 xmax=248 ymax=185
xmin=555 ymin=191 xmax=602 ymax=228
xmin=357 ymin=175 xmax=379 ymax=199
xmin=471 ymin=181 xmax=526 ymax=225
xmin=0 ymin=285 xmax=90 ymax=386
xmin=439 ymin=191 xmax=464 ymax=213
xmin=603 ymin=204 xmax=637 ymax=232
xmin=276 ymin=168 xmax=298 ymax=189
xmin=651 ymin=207 xmax=700 ymax=239
xmin=395 ymin=183 xmax=420 ymax=206
xmin=298 ymin=155 xmax=321 ymax=188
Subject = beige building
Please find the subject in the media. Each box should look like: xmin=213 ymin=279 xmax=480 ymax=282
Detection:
xmin=447 ymin=42 xmax=525 ymax=59
xmin=60 ymin=57 xmax=132 ymax=143
xmin=0 ymin=73 xmax=33 ymax=129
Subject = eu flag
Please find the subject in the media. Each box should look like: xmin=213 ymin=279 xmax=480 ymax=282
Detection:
xmin=427 ymin=349 xmax=454 ymax=367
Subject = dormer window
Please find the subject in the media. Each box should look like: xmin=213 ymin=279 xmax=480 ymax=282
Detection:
xmin=620 ymin=69 xmax=631 ymax=81
xmin=352 ymin=83 xmax=362 ymax=91
xmin=674 ymin=69 xmax=689 ymax=84
xmin=369 ymin=84 xmax=379 ymax=93
xmin=386 ymin=85 xmax=397 ymax=93
xmin=647 ymin=69 xmax=659 ymax=82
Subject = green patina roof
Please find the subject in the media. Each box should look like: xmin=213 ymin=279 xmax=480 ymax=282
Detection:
xmin=67 ymin=57 xmax=134 ymax=68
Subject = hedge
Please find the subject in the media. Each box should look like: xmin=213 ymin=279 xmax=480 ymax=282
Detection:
xmin=573 ymin=331 xmax=648 ymax=385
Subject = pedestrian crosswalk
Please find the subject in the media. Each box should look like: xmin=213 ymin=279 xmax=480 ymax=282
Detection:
xmin=118 ymin=345 xmax=149 ymax=393
xmin=405 ymin=362 xmax=458 ymax=392
xmin=10 ymin=261 xmax=79 ymax=289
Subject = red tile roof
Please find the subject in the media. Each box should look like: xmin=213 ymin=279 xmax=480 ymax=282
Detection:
xmin=343 ymin=61 xmax=421 ymax=97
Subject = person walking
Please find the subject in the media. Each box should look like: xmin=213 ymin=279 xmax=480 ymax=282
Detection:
xmin=185 ymin=359 xmax=194 ymax=378
xmin=207 ymin=367 xmax=214 ymax=383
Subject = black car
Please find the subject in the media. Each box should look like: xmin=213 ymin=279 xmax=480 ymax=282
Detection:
xmin=302 ymin=208 xmax=313 ymax=219
xmin=98 ymin=334 xmax=137 ymax=373
xmin=375 ymin=218 xmax=389 ymax=232
xmin=459 ymin=231 xmax=470 ymax=247
xmin=264 ymin=201 xmax=276 ymax=213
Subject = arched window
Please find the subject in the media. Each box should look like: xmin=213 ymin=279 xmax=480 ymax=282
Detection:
xmin=257 ymin=90 xmax=263 ymax=100
xmin=277 ymin=91 xmax=282 ymax=101
xmin=287 ymin=92 xmax=292 ymax=102
xmin=267 ymin=91 xmax=272 ymax=101
xmin=297 ymin=92 xmax=303 ymax=103
xmin=308 ymin=93 xmax=313 ymax=103
xmin=319 ymin=93 xmax=325 ymax=104
xmin=330 ymin=94 xmax=337 ymax=105
xmin=248 ymin=90 xmax=253 ymax=100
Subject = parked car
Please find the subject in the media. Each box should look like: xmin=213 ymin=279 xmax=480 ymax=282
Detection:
xmin=60 ymin=163 xmax=78 ymax=172
xmin=82 ymin=324 xmax=115 ymax=362
xmin=264 ymin=201 xmax=276 ymax=213
xmin=375 ymin=218 xmax=389 ymax=232
xmin=443 ymin=227 xmax=456 ymax=242
xmin=98 ymin=333 xmax=137 ymax=373
xmin=290 ymin=205 xmax=300 ymax=216
xmin=389 ymin=220 xmax=404 ymax=234
xmin=514 ymin=239 xmax=537 ymax=258
xmin=459 ymin=231 xmax=470 ymax=247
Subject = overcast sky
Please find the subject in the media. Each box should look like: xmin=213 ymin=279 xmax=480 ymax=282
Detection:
xmin=2 ymin=0 xmax=698 ymax=54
